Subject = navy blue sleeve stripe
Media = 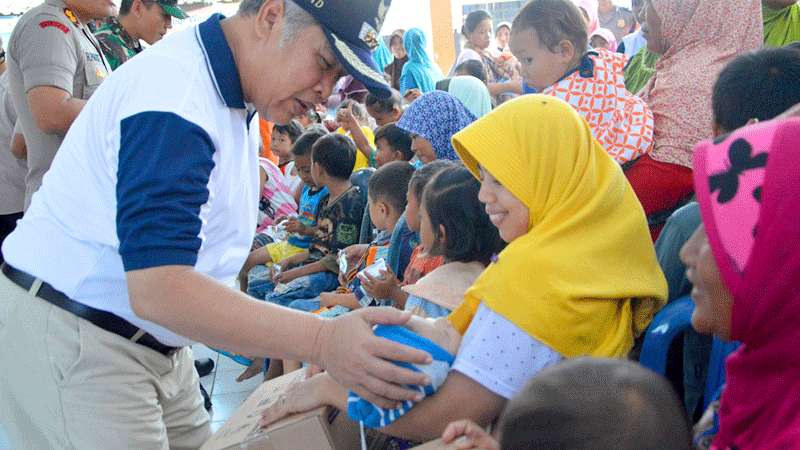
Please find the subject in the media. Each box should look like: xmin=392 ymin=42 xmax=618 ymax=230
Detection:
xmin=116 ymin=111 xmax=216 ymax=271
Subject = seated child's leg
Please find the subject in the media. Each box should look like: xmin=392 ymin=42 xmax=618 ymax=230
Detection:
xmin=283 ymin=360 xmax=302 ymax=374
xmin=251 ymin=232 xmax=273 ymax=250
xmin=246 ymin=265 xmax=276 ymax=299
xmin=264 ymin=271 xmax=339 ymax=306
xmin=237 ymin=357 xmax=267 ymax=382
xmin=265 ymin=358 xmax=284 ymax=381
xmin=287 ymin=297 xmax=322 ymax=312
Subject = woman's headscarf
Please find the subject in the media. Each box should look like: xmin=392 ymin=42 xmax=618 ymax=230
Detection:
xmin=397 ymin=91 xmax=476 ymax=161
xmin=449 ymin=95 xmax=667 ymax=358
xmin=590 ymin=28 xmax=618 ymax=52
xmin=444 ymin=76 xmax=492 ymax=118
xmin=573 ymin=0 xmax=599 ymax=34
xmin=399 ymin=28 xmax=444 ymax=94
xmin=641 ymin=0 xmax=762 ymax=169
xmin=372 ymin=38 xmax=394 ymax=73
xmin=693 ymin=119 xmax=800 ymax=449
xmin=624 ymin=47 xmax=659 ymax=95
xmin=763 ymin=2 xmax=800 ymax=48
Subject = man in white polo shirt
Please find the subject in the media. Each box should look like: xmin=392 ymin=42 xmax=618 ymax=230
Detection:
xmin=0 ymin=0 xmax=432 ymax=448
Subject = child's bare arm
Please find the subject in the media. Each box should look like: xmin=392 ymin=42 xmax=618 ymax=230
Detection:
xmin=321 ymin=292 xmax=361 ymax=310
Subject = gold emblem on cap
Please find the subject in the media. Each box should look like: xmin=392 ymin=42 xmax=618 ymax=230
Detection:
xmin=359 ymin=22 xmax=379 ymax=50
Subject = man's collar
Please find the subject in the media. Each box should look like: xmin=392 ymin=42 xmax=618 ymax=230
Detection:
xmin=196 ymin=14 xmax=245 ymax=109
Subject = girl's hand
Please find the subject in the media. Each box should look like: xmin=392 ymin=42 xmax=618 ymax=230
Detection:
xmin=283 ymin=218 xmax=305 ymax=234
xmin=259 ymin=374 xmax=332 ymax=428
xmin=441 ymin=419 xmax=500 ymax=450
xmin=360 ymin=268 xmax=399 ymax=300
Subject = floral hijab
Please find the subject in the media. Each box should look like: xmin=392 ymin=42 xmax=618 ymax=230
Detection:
xmin=397 ymin=91 xmax=476 ymax=161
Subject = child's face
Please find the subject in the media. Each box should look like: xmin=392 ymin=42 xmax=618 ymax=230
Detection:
xmin=511 ymin=27 xmax=575 ymax=92
xmin=375 ymin=137 xmax=400 ymax=168
xmin=418 ymin=199 xmax=439 ymax=254
xmin=368 ymin=195 xmax=391 ymax=232
xmin=590 ymin=35 xmax=610 ymax=51
xmin=293 ymin=154 xmax=315 ymax=187
xmin=310 ymin=158 xmax=324 ymax=186
xmin=680 ymin=225 xmax=733 ymax=340
xmin=405 ymin=189 xmax=421 ymax=232
xmin=496 ymin=27 xmax=511 ymax=48
xmin=411 ymin=135 xmax=437 ymax=164
xmin=478 ymin=166 xmax=530 ymax=243
xmin=367 ymin=104 xmax=401 ymax=127
xmin=271 ymin=131 xmax=294 ymax=159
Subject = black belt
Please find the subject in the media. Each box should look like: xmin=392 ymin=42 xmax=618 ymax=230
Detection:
xmin=1 ymin=264 xmax=180 ymax=356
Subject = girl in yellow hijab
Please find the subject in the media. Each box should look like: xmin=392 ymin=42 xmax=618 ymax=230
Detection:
xmin=450 ymin=94 xmax=667 ymax=358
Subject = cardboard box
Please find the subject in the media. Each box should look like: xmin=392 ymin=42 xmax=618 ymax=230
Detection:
xmin=411 ymin=438 xmax=470 ymax=450
xmin=200 ymin=370 xmax=360 ymax=450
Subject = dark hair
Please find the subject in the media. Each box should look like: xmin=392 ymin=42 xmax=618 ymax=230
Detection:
xmin=713 ymin=47 xmax=800 ymax=132
xmin=409 ymin=160 xmax=453 ymax=202
xmin=512 ymin=0 xmax=588 ymax=56
xmin=368 ymin=161 xmax=415 ymax=213
xmin=291 ymin=125 xmax=328 ymax=158
xmin=423 ymin=166 xmax=504 ymax=265
xmin=311 ymin=134 xmax=356 ymax=180
xmin=785 ymin=41 xmax=800 ymax=51
xmin=374 ymin=124 xmax=413 ymax=161
xmin=366 ymin=90 xmax=403 ymax=114
xmin=120 ymin=0 xmax=169 ymax=16
xmin=499 ymin=358 xmax=692 ymax=450
xmin=462 ymin=10 xmax=492 ymax=37
xmin=453 ymin=60 xmax=488 ymax=84
xmin=273 ymin=119 xmax=304 ymax=143
xmin=389 ymin=29 xmax=405 ymax=47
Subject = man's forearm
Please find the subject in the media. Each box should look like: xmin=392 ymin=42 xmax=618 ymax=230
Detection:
xmin=128 ymin=266 xmax=324 ymax=363
xmin=27 ymin=87 xmax=86 ymax=135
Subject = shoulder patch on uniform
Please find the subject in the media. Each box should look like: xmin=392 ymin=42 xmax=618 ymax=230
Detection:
xmin=39 ymin=20 xmax=70 ymax=34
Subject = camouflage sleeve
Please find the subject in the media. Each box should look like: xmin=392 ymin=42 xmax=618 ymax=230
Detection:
xmin=95 ymin=31 xmax=124 ymax=71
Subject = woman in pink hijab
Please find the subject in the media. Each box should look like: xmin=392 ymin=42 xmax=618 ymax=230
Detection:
xmin=590 ymin=27 xmax=618 ymax=51
xmin=682 ymin=118 xmax=800 ymax=449
xmin=573 ymin=0 xmax=599 ymax=34
xmin=624 ymin=0 xmax=762 ymax=240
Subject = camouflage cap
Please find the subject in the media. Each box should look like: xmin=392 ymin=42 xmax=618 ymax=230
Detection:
xmin=155 ymin=0 xmax=188 ymax=20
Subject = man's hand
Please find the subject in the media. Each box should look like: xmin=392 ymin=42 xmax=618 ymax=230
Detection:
xmin=441 ymin=420 xmax=500 ymax=450
xmin=312 ymin=307 xmax=432 ymax=408
xmin=360 ymin=268 xmax=400 ymax=300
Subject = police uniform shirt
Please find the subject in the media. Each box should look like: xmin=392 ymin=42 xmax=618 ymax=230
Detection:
xmin=2 ymin=14 xmax=260 ymax=347
xmin=598 ymin=6 xmax=637 ymax=44
xmin=6 ymin=0 xmax=110 ymax=209
xmin=0 ymin=73 xmax=27 ymax=215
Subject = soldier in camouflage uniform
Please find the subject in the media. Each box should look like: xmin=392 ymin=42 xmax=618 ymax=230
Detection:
xmin=95 ymin=0 xmax=187 ymax=70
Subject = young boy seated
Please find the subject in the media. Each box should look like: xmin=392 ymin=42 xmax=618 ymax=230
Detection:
xmin=297 ymin=161 xmax=415 ymax=313
xmin=438 ymin=358 xmax=692 ymax=450
xmin=240 ymin=127 xmax=328 ymax=292
xmin=271 ymin=119 xmax=304 ymax=192
xmin=365 ymin=90 xmax=404 ymax=127
xmin=374 ymin=124 xmax=414 ymax=168
xmin=253 ymin=134 xmax=366 ymax=306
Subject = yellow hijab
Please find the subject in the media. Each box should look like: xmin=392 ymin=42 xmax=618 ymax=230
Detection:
xmin=449 ymin=95 xmax=667 ymax=358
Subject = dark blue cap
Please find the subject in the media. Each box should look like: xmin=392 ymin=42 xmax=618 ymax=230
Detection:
xmin=291 ymin=0 xmax=393 ymax=99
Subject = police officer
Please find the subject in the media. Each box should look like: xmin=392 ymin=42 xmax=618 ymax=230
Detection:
xmin=0 ymin=36 xmax=27 ymax=265
xmin=598 ymin=0 xmax=637 ymax=44
xmin=0 ymin=0 xmax=430 ymax=448
xmin=6 ymin=0 xmax=113 ymax=210
xmin=95 ymin=0 xmax=188 ymax=70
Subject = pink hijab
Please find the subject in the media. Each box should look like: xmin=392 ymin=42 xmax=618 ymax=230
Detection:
xmin=641 ymin=0 xmax=762 ymax=169
xmin=693 ymin=119 xmax=800 ymax=449
xmin=590 ymin=28 xmax=618 ymax=52
xmin=573 ymin=0 xmax=599 ymax=34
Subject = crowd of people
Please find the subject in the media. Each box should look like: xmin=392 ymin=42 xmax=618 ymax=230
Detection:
xmin=0 ymin=0 xmax=799 ymax=448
